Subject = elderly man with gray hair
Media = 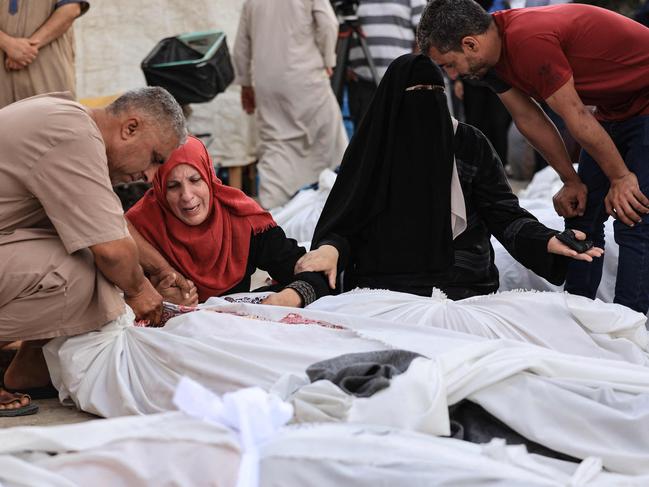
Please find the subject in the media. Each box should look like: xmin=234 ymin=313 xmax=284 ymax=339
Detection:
xmin=0 ymin=87 xmax=186 ymax=416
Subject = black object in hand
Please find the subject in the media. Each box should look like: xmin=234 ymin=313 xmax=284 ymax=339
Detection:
xmin=555 ymin=229 xmax=594 ymax=253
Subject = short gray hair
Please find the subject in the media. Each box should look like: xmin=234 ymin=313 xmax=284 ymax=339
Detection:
xmin=108 ymin=86 xmax=187 ymax=143
xmin=417 ymin=0 xmax=492 ymax=54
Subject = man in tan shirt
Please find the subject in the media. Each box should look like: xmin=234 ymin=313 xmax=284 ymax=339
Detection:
xmin=0 ymin=0 xmax=88 ymax=108
xmin=0 ymin=87 xmax=187 ymax=416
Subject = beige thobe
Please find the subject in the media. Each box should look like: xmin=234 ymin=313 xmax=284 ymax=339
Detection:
xmin=233 ymin=0 xmax=348 ymax=209
xmin=0 ymin=0 xmax=88 ymax=109
xmin=0 ymin=93 xmax=126 ymax=341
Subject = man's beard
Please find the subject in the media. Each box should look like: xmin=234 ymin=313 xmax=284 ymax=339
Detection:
xmin=461 ymin=58 xmax=489 ymax=81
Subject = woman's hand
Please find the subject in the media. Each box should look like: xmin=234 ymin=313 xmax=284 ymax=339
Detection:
xmin=261 ymin=288 xmax=303 ymax=308
xmin=547 ymin=230 xmax=604 ymax=262
xmin=151 ymin=270 xmax=199 ymax=306
xmin=294 ymin=245 xmax=339 ymax=289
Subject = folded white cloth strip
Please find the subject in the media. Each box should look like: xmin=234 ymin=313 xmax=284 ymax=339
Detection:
xmin=173 ymin=377 xmax=293 ymax=487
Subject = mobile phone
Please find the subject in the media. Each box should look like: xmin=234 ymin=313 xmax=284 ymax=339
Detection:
xmin=555 ymin=229 xmax=593 ymax=253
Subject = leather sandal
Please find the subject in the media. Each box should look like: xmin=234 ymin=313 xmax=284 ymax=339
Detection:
xmin=0 ymin=390 xmax=39 ymax=417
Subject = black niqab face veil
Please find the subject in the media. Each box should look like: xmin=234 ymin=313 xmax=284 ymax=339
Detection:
xmin=312 ymin=54 xmax=455 ymax=274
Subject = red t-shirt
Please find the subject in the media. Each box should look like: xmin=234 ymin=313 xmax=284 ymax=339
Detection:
xmin=492 ymin=5 xmax=649 ymax=121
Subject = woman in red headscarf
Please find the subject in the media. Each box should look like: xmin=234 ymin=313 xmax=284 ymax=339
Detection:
xmin=126 ymin=135 xmax=329 ymax=307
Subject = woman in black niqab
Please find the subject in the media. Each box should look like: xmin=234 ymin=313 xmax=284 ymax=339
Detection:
xmin=310 ymin=54 xmax=456 ymax=293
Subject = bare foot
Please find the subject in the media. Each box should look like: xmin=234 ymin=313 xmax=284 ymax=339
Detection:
xmin=3 ymin=342 xmax=50 ymax=390
xmin=0 ymin=388 xmax=31 ymax=410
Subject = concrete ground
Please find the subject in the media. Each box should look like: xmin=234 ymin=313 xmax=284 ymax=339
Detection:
xmin=0 ymin=399 xmax=97 ymax=429
xmin=0 ymin=177 xmax=531 ymax=430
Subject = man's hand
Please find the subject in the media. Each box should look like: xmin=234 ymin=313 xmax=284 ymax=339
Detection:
xmin=547 ymin=230 xmax=604 ymax=262
xmin=294 ymin=245 xmax=339 ymax=289
xmin=3 ymin=37 xmax=38 ymax=67
xmin=152 ymin=271 xmax=199 ymax=306
xmin=552 ymin=179 xmax=587 ymax=218
xmin=325 ymin=67 xmax=333 ymax=78
xmin=125 ymin=279 xmax=164 ymax=325
xmin=261 ymin=288 xmax=303 ymax=308
xmin=604 ymin=172 xmax=649 ymax=227
xmin=241 ymin=86 xmax=256 ymax=114
xmin=5 ymin=57 xmax=23 ymax=71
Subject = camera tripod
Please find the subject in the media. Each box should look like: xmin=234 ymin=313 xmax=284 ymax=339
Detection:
xmin=330 ymin=16 xmax=380 ymax=105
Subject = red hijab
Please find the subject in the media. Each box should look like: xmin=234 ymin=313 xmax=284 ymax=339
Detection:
xmin=127 ymin=136 xmax=276 ymax=301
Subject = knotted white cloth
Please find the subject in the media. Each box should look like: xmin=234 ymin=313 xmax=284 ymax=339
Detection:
xmin=173 ymin=377 xmax=293 ymax=487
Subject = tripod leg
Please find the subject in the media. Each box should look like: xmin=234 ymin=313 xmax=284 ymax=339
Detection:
xmin=331 ymin=30 xmax=352 ymax=104
xmin=356 ymin=33 xmax=380 ymax=87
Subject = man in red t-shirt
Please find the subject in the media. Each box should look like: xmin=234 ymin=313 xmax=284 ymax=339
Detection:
xmin=418 ymin=0 xmax=649 ymax=315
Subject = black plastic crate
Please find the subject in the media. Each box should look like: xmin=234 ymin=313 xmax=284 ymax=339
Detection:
xmin=141 ymin=30 xmax=235 ymax=105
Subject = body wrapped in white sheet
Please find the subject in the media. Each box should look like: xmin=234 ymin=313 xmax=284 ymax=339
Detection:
xmin=308 ymin=289 xmax=649 ymax=364
xmin=270 ymin=169 xmax=336 ymax=243
xmin=43 ymin=295 xmax=649 ymax=474
xmin=1 ymin=409 xmax=646 ymax=486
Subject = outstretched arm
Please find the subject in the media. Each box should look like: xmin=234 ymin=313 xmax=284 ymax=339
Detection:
xmin=90 ymin=236 xmax=163 ymax=324
xmin=499 ymin=87 xmax=587 ymax=218
xmin=459 ymin=123 xmax=600 ymax=284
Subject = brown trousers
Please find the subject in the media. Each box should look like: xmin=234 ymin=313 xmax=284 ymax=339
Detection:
xmin=0 ymin=229 xmax=124 ymax=341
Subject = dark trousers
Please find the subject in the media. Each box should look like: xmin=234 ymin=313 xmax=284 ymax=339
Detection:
xmin=347 ymin=77 xmax=377 ymax=131
xmin=462 ymin=83 xmax=511 ymax=163
xmin=565 ymin=114 xmax=649 ymax=315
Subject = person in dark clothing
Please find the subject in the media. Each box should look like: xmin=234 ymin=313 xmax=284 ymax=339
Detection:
xmin=126 ymin=136 xmax=329 ymax=307
xmin=635 ymin=0 xmax=649 ymax=28
xmin=296 ymin=54 xmax=601 ymax=299
xmin=455 ymin=78 xmax=512 ymax=164
xmin=454 ymin=0 xmax=512 ymax=165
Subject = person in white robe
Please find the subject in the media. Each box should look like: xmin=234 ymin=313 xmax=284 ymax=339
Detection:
xmin=232 ymin=0 xmax=348 ymax=209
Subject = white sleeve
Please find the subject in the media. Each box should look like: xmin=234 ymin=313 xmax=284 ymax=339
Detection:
xmin=232 ymin=0 xmax=253 ymax=86
xmin=313 ymin=0 xmax=339 ymax=68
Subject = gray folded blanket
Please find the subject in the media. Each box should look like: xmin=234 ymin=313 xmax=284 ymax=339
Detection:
xmin=306 ymin=349 xmax=423 ymax=398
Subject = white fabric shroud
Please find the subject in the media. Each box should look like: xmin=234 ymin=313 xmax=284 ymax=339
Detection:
xmin=43 ymin=295 xmax=649 ymax=474
xmin=0 ymin=412 xmax=242 ymax=487
xmin=308 ymin=289 xmax=649 ymax=365
xmin=288 ymin=336 xmax=649 ymax=474
xmin=2 ymin=406 xmax=647 ymax=486
xmin=271 ymin=169 xmax=337 ymax=243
